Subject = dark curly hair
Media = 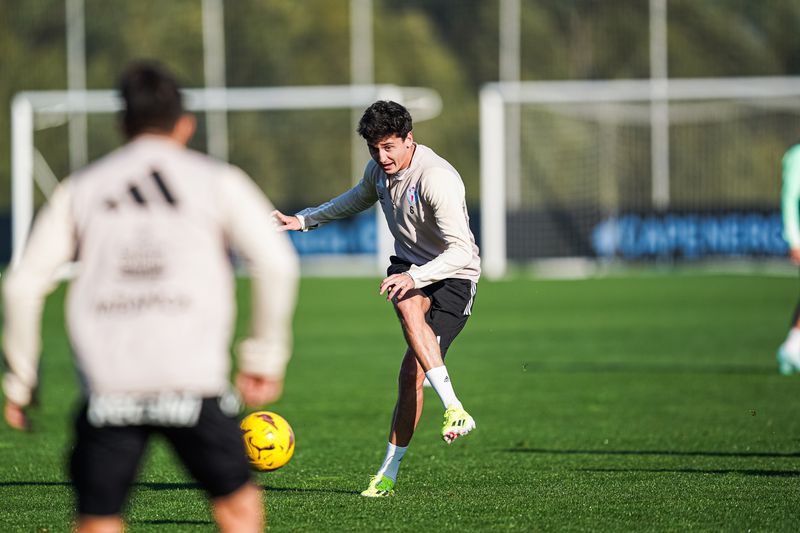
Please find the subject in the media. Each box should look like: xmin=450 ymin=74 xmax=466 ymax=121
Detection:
xmin=119 ymin=61 xmax=184 ymax=138
xmin=356 ymin=100 xmax=412 ymax=145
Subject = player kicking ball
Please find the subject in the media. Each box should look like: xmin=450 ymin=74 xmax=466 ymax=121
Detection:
xmin=272 ymin=100 xmax=480 ymax=497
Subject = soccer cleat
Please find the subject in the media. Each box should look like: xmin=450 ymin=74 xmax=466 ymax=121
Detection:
xmin=360 ymin=475 xmax=395 ymax=497
xmin=441 ymin=406 xmax=476 ymax=444
xmin=777 ymin=344 xmax=800 ymax=375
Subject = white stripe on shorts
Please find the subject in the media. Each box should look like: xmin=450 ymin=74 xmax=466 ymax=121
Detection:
xmin=463 ymin=282 xmax=476 ymax=315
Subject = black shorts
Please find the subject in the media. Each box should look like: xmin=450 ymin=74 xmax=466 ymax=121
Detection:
xmin=388 ymin=256 xmax=477 ymax=356
xmin=69 ymin=396 xmax=251 ymax=516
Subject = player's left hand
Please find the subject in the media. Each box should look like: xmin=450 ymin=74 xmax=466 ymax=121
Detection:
xmin=236 ymin=372 xmax=284 ymax=407
xmin=380 ymin=272 xmax=415 ymax=301
xmin=3 ymin=400 xmax=29 ymax=431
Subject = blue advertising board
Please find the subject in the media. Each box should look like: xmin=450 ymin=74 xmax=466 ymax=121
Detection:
xmin=285 ymin=210 xmax=377 ymax=255
xmin=592 ymin=211 xmax=786 ymax=259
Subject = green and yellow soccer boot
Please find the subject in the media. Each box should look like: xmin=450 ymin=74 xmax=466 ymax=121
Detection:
xmin=361 ymin=474 xmax=396 ymax=497
xmin=442 ymin=405 xmax=476 ymax=444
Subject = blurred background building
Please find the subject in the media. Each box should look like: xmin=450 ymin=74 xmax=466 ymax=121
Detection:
xmin=3 ymin=0 xmax=800 ymax=275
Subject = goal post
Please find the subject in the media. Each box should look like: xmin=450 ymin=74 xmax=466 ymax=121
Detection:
xmin=479 ymin=86 xmax=507 ymax=282
xmin=11 ymin=84 xmax=442 ymax=269
xmin=480 ymin=77 xmax=800 ymax=279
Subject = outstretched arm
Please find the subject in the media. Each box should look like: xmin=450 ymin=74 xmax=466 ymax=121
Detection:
xmin=294 ymin=174 xmax=378 ymax=231
xmin=273 ymin=164 xmax=379 ymax=233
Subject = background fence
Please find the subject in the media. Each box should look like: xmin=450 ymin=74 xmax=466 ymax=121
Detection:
xmin=3 ymin=0 xmax=800 ymax=271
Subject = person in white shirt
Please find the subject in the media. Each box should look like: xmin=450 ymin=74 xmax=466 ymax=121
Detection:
xmin=272 ymin=100 xmax=479 ymax=497
xmin=777 ymin=142 xmax=800 ymax=374
xmin=2 ymin=62 xmax=299 ymax=532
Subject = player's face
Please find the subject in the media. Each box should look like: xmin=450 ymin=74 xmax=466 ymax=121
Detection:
xmin=368 ymin=133 xmax=414 ymax=175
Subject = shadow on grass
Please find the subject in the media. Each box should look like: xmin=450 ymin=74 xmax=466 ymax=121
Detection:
xmin=136 ymin=519 xmax=212 ymax=525
xmin=503 ymin=448 xmax=800 ymax=459
xmin=135 ymin=482 xmax=356 ymax=495
xmin=0 ymin=481 xmax=207 ymax=490
xmin=0 ymin=481 xmax=71 ymax=487
xmin=505 ymin=447 xmax=800 ymax=459
xmin=0 ymin=480 xmax=356 ymax=495
xmin=522 ymin=361 xmax=772 ymax=375
xmin=580 ymin=467 xmax=800 ymax=477
xmin=0 ymin=481 xmax=206 ymax=489
xmin=262 ymin=485 xmax=358 ymax=495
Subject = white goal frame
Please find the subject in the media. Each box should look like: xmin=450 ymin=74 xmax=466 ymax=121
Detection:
xmin=11 ymin=84 xmax=442 ymax=269
xmin=480 ymin=76 xmax=800 ymax=279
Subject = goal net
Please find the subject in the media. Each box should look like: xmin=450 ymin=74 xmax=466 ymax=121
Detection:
xmin=11 ymin=85 xmax=441 ymax=272
xmin=480 ymin=77 xmax=800 ymax=279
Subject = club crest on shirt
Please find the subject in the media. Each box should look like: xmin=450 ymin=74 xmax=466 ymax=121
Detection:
xmin=407 ymin=186 xmax=417 ymax=205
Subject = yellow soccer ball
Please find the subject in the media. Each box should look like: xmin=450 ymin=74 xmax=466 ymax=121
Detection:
xmin=240 ymin=411 xmax=296 ymax=471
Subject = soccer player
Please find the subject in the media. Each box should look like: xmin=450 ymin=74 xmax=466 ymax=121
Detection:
xmin=778 ymin=142 xmax=800 ymax=374
xmin=2 ymin=62 xmax=299 ymax=532
xmin=272 ymin=100 xmax=480 ymax=497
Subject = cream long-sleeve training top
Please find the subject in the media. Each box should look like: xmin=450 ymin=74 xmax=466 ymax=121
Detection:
xmin=3 ymin=136 xmax=299 ymax=407
xmin=296 ymin=144 xmax=481 ymax=288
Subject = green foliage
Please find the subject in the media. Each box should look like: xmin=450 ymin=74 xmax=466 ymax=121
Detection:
xmin=3 ymin=0 xmax=800 ymax=211
xmin=2 ymin=275 xmax=800 ymax=531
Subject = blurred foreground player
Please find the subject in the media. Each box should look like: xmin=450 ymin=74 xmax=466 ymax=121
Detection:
xmin=2 ymin=62 xmax=298 ymax=532
xmin=272 ymin=100 xmax=479 ymax=497
xmin=778 ymin=142 xmax=800 ymax=374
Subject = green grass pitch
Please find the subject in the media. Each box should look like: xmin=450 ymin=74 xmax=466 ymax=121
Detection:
xmin=2 ymin=274 xmax=800 ymax=531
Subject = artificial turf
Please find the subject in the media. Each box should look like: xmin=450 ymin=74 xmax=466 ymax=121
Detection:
xmin=1 ymin=274 xmax=799 ymax=531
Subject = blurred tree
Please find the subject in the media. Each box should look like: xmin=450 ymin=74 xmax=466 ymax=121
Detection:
xmin=373 ymin=1 xmax=478 ymax=200
xmin=224 ymin=0 xmax=352 ymax=207
xmin=0 ymin=0 xmax=68 ymax=211
xmin=83 ymin=0 xmax=207 ymax=159
xmin=3 ymin=0 xmax=800 ymax=226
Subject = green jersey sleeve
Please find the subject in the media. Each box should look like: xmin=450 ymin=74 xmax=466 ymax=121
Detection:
xmin=782 ymin=145 xmax=800 ymax=250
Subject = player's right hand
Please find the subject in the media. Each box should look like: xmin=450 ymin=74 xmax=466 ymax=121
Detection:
xmin=380 ymin=272 xmax=416 ymax=301
xmin=271 ymin=210 xmax=302 ymax=232
xmin=236 ymin=372 xmax=284 ymax=407
xmin=3 ymin=400 xmax=29 ymax=431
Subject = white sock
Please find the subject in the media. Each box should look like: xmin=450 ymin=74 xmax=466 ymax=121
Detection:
xmin=785 ymin=327 xmax=800 ymax=353
xmin=425 ymin=365 xmax=462 ymax=410
xmin=376 ymin=442 xmax=407 ymax=481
